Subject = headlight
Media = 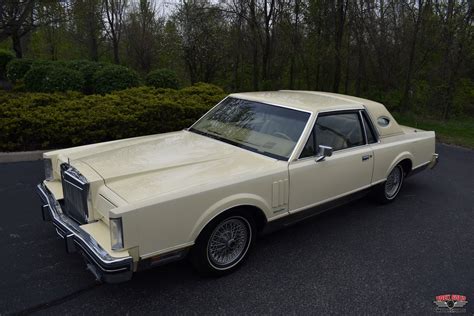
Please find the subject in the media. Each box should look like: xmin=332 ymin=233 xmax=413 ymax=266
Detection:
xmin=44 ymin=158 xmax=53 ymax=181
xmin=110 ymin=217 xmax=124 ymax=250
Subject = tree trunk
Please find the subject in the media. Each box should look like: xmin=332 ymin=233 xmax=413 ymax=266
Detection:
xmin=441 ymin=0 xmax=455 ymax=120
xmin=343 ymin=31 xmax=351 ymax=94
xmin=290 ymin=57 xmax=295 ymax=89
xmin=355 ymin=41 xmax=364 ymax=96
xmin=252 ymin=44 xmax=259 ymax=90
xmin=332 ymin=0 xmax=346 ymax=93
xmin=315 ymin=63 xmax=320 ymax=90
xmin=442 ymin=67 xmax=457 ymax=120
xmin=12 ymin=34 xmax=23 ymax=58
xmin=261 ymin=29 xmax=271 ymax=82
xmin=290 ymin=0 xmax=300 ymax=90
xmin=400 ymin=0 xmax=423 ymax=112
xmin=249 ymin=0 xmax=259 ymax=90
xmin=89 ymin=31 xmax=99 ymax=61
xmin=113 ymin=38 xmax=120 ymax=64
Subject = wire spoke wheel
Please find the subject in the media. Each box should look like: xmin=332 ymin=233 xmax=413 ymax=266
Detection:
xmin=207 ymin=216 xmax=250 ymax=270
xmin=385 ymin=165 xmax=403 ymax=199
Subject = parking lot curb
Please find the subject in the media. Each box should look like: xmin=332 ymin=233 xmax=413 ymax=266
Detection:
xmin=0 ymin=150 xmax=45 ymax=163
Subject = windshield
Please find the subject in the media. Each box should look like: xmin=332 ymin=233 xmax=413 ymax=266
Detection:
xmin=190 ymin=97 xmax=311 ymax=160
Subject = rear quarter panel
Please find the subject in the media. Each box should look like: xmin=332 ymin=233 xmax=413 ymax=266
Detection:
xmin=371 ymin=130 xmax=435 ymax=182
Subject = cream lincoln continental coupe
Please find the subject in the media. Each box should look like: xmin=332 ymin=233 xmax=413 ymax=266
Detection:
xmin=37 ymin=91 xmax=438 ymax=282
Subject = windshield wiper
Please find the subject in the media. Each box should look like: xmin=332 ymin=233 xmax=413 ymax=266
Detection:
xmin=207 ymin=129 xmax=223 ymax=136
xmin=189 ymin=127 xmax=224 ymax=142
xmin=235 ymin=138 xmax=260 ymax=148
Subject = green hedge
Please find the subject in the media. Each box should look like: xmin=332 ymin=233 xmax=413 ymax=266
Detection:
xmin=6 ymin=58 xmax=34 ymax=82
xmin=146 ymin=69 xmax=180 ymax=89
xmin=92 ymin=65 xmax=140 ymax=94
xmin=0 ymin=83 xmax=225 ymax=151
xmin=63 ymin=60 xmax=107 ymax=94
xmin=0 ymin=49 xmax=15 ymax=78
xmin=5 ymin=59 xmax=142 ymax=94
xmin=24 ymin=65 xmax=85 ymax=93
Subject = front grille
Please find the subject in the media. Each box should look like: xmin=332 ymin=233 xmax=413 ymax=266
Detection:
xmin=60 ymin=163 xmax=90 ymax=224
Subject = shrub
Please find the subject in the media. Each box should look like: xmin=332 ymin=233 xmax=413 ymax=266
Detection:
xmin=146 ymin=69 xmax=180 ymax=89
xmin=64 ymin=60 xmax=107 ymax=94
xmin=180 ymin=82 xmax=225 ymax=96
xmin=6 ymin=58 xmax=34 ymax=82
xmin=0 ymin=49 xmax=15 ymax=78
xmin=453 ymin=78 xmax=474 ymax=117
xmin=92 ymin=65 xmax=140 ymax=94
xmin=0 ymin=83 xmax=226 ymax=151
xmin=31 ymin=59 xmax=56 ymax=68
xmin=23 ymin=65 xmax=50 ymax=91
xmin=24 ymin=65 xmax=85 ymax=93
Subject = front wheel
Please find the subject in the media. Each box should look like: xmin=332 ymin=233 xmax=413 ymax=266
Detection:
xmin=190 ymin=211 xmax=255 ymax=276
xmin=373 ymin=164 xmax=405 ymax=204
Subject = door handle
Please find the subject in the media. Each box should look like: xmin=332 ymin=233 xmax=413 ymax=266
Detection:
xmin=362 ymin=154 xmax=372 ymax=161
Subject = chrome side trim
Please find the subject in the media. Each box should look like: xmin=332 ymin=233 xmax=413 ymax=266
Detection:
xmin=288 ymin=182 xmax=375 ymax=215
xmin=37 ymin=183 xmax=133 ymax=283
xmin=263 ymin=185 xmax=372 ymax=235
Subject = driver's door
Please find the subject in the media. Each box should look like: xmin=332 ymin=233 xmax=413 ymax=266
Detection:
xmin=288 ymin=111 xmax=374 ymax=213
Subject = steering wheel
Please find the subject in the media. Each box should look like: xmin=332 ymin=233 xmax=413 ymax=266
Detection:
xmin=273 ymin=131 xmax=293 ymax=141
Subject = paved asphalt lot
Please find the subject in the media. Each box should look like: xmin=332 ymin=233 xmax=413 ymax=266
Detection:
xmin=0 ymin=143 xmax=472 ymax=315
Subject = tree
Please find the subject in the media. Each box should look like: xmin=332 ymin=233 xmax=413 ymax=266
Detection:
xmin=0 ymin=0 xmax=36 ymax=57
xmin=0 ymin=0 xmax=472 ymax=120
xmin=158 ymin=20 xmax=186 ymax=81
xmin=400 ymin=0 xmax=426 ymax=112
xmin=174 ymin=0 xmax=226 ymax=84
xmin=434 ymin=0 xmax=473 ymax=119
xmin=71 ymin=0 xmax=103 ymax=61
xmin=102 ymin=0 xmax=128 ymax=64
xmin=332 ymin=0 xmax=347 ymax=92
xmin=125 ymin=0 xmax=158 ymax=73
xmin=34 ymin=0 xmax=69 ymax=60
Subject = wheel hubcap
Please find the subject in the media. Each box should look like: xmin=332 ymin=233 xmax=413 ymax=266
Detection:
xmin=385 ymin=166 xmax=402 ymax=199
xmin=207 ymin=217 xmax=250 ymax=268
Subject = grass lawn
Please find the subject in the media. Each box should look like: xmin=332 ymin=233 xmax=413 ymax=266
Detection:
xmin=394 ymin=114 xmax=474 ymax=149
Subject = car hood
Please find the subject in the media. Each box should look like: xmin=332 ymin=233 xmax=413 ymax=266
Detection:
xmin=68 ymin=131 xmax=276 ymax=203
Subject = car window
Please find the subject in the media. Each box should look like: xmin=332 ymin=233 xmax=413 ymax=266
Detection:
xmin=315 ymin=113 xmax=365 ymax=151
xmin=361 ymin=111 xmax=377 ymax=144
xmin=299 ymin=130 xmax=316 ymax=158
xmin=190 ymin=97 xmax=310 ymax=160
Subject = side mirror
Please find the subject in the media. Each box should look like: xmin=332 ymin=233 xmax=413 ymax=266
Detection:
xmin=315 ymin=145 xmax=333 ymax=162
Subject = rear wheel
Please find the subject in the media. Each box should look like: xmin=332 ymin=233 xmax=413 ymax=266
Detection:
xmin=191 ymin=210 xmax=255 ymax=276
xmin=373 ymin=164 xmax=405 ymax=204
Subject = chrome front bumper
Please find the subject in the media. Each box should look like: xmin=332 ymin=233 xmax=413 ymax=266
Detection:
xmin=37 ymin=183 xmax=133 ymax=283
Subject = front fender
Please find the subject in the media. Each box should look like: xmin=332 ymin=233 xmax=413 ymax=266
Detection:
xmin=189 ymin=193 xmax=272 ymax=241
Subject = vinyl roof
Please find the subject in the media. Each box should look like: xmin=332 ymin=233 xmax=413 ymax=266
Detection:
xmin=229 ymin=90 xmax=368 ymax=113
xmin=229 ymin=90 xmax=404 ymax=138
